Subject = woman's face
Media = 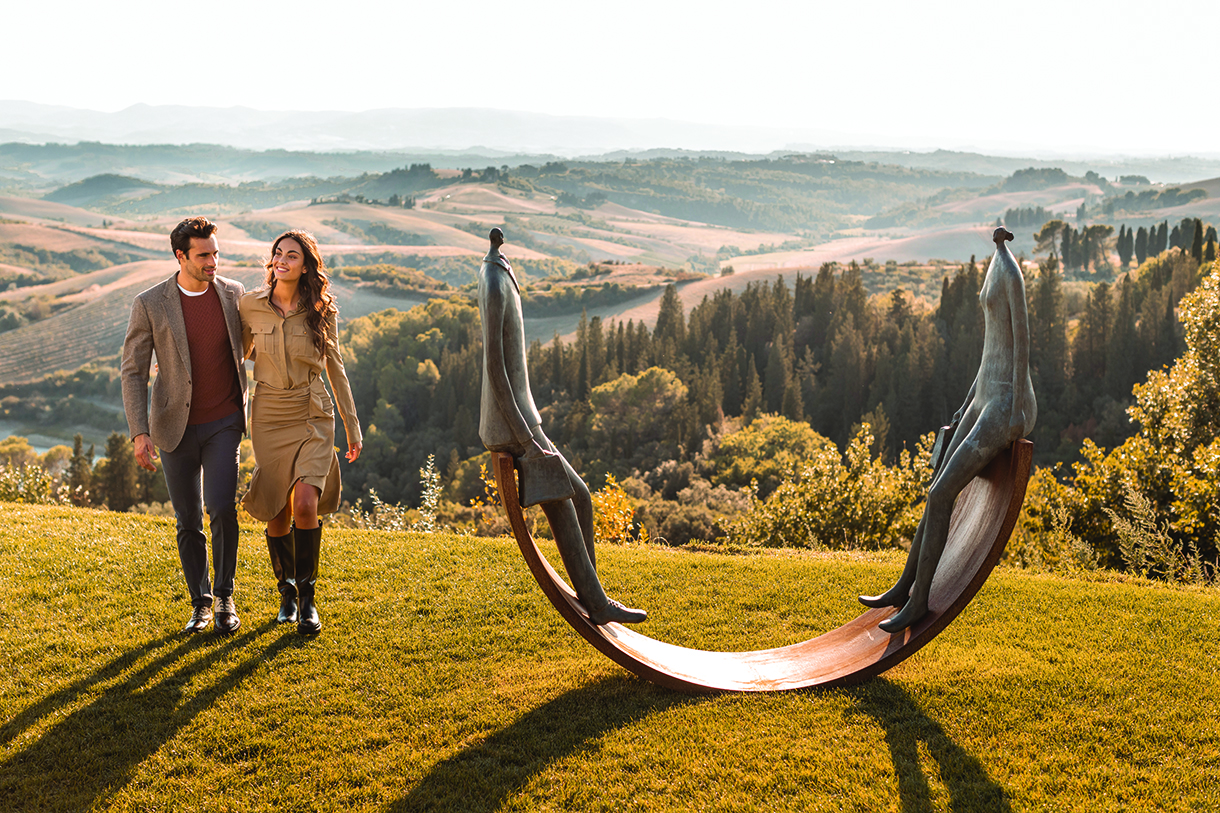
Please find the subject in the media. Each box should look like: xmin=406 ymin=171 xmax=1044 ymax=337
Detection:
xmin=271 ymin=237 xmax=307 ymax=283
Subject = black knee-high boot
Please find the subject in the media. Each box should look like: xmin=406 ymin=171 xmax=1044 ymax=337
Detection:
xmin=295 ymin=523 xmax=322 ymax=634
xmin=266 ymin=529 xmax=298 ymax=624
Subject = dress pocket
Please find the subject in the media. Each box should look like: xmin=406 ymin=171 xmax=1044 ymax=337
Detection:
xmin=288 ymin=325 xmax=315 ymax=358
xmin=249 ymin=322 xmax=277 ymax=357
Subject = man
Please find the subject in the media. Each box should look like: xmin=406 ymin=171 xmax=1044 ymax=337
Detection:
xmin=478 ymin=228 xmax=645 ymax=625
xmin=121 ymin=217 xmax=247 ymax=633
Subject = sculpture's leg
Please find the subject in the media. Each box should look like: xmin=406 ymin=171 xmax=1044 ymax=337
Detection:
xmin=859 ymin=512 xmax=926 ymax=608
xmin=538 ymin=497 xmax=646 ymax=625
xmin=539 ymin=497 xmax=608 ymax=609
xmin=559 ymin=454 xmax=597 ymax=572
xmin=880 ymin=428 xmax=1000 ymax=633
xmin=879 ymin=492 xmax=953 ymax=632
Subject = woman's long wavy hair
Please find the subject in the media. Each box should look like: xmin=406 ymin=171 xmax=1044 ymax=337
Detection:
xmin=264 ymin=230 xmax=337 ymax=355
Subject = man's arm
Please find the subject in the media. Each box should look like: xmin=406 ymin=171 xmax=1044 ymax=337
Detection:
xmin=119 ymin=296 xmax=159 ymax=471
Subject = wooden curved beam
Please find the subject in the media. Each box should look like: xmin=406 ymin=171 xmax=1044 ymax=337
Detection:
xmin=492 ymin=439 xmax=1032 ymax=692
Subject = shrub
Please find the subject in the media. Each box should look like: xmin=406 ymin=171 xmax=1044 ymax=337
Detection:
xmin=703 ymin=413 xmax=835 ymax=499
xmin=0 ymin=463 xmax=60 ymax=504
xmin=726 ymin=424 xmax=933 ymax=550
xmin=591 ymin=474 xmax=648 ymax=545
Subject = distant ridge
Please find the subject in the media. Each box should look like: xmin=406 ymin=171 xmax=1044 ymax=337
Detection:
xmin=0 ymin=100 xmax=1216 ymax=166
xmin=0 ymin=101 xmax=852 ymax=155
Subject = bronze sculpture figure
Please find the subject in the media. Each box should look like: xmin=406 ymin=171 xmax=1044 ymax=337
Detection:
xmin=478 ymin=228 xmax=646 ymax=625
xmin=861 ymin=227 xmax=1037 ymax=632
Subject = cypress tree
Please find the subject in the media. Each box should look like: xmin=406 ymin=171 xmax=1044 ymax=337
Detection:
xmin=101 ymin=431 xmax=139 ymax=513
xmin=1135 ymin=226 xmax=1149 ymax=265
xmin=653 ymin=285 xmax=685 ymax=348
xmin=1192 ymin=219 xmax=1204 ymax=262
xmin=550 ymin=333 xmax=564 ymax=392
xmin=1105 ymin=277 xmax=1138 ymax=398
xmin=66 ymin=433 xmax=93 ymax=506
xmin=587 ymin=315 xmax=605 ymax=385
xmin=721 ymin=329 xmax=743 ymax=415
xmin=616 ymin=321 xmax=626 ymax=374
xmin=763 ymin=341 xmax=788 ymax=414
xmin=742 ymin=359 xmax=763 ymax=420
xmin=635 ymin=320 xmax=652 ymax=369
xmin=1030 ymin=256 xmax=1067 ymax=406
xmin=781 ymin=377 xmax=804 ymax=422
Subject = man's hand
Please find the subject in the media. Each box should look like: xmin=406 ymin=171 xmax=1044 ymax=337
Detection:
xmin=133 ymin=434 xmax=158 ymax=472
xmin=345 ymin=440 xmax=363 ymax=463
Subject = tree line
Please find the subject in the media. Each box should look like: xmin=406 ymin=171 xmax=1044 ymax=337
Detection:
xmin=334 ymin=236 xmax=1213 ymax=512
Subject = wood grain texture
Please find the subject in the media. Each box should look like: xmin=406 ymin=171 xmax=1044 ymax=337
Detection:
xmin=493 ymin=439 xmax=1033 ymax=692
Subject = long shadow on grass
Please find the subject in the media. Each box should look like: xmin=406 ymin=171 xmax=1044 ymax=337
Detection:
xmin=0 ymin=622 xmax=296 ymax=810
xmin=846 ymin=679 xmax=1011 ymax=812
xmin=0 ymin=631 xmax=182 ymax=748
xmin=390 ymin=676 xmax=700 ymax=812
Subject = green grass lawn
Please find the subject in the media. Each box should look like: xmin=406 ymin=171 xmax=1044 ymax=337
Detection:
xmin=1 ymin=503 xmax=1218 ymax=811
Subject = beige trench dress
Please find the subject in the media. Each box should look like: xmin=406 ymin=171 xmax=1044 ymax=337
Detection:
xmin=239 ymin=288 xmax=362 ymax=522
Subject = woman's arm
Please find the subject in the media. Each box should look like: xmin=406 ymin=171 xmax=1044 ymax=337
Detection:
xmin=322 ymin=311 xmax=362 ymax=456
xmin=239 ymin=300 xmax=255 ymax=361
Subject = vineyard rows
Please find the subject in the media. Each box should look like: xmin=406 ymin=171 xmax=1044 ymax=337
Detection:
xmin=0 ymin=268 xmax=266 ymax=384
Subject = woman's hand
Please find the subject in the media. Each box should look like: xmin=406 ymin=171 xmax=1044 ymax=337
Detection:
xmin=345 ymin=440 xmax=362 ymax=462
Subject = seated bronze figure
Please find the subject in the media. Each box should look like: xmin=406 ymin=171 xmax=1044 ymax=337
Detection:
xmin=477 ymin=228 xmax=646 ymax=625
xmin=861 ymin=227 xmax=1037 ymax=632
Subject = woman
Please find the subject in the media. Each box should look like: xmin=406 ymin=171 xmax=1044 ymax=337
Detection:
xmin=240 ymin=230 xmax=362 ymax=634
xmin=860 ymin=227 xmax=1036 ymax=632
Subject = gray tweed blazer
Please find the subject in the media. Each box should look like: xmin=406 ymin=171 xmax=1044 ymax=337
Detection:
xmin=120 ymin=273 xmax=248 ymax=453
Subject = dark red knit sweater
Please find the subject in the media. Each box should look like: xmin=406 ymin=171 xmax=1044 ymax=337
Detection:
xmin=179 ymin=284 xmax=241 ymax=425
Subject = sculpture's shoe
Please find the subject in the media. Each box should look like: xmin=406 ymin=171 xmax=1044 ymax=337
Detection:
xmin=858 ymin=584 xmax=910 ymax=609
xmin=589 ymin=598 xmax=647 ymax=625
xmin=878 ymin=599 xmax=928 ymax=633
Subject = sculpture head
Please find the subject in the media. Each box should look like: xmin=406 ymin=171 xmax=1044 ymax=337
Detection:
xmin=489 ymin=227 xmax=505 ymax=248
xmin=993 ymin=227 xmax=1014 ymax=245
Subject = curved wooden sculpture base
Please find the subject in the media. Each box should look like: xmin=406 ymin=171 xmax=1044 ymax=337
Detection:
xmin=492 ymin=439 xmax=1032 ymax=692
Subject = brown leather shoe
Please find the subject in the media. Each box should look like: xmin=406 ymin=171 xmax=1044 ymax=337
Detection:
xmin=184 ymin=605 xmax=213 ymax=634
xmin=214 ymin=596 xmax=241 ymax=634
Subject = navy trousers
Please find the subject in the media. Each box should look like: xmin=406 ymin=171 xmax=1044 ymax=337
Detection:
xmin=161 ymin=409 xmax=243 ymax=608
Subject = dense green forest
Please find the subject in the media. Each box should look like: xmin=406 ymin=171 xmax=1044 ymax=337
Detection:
xmin=316 ymin=229 xmax=1215 ymax=558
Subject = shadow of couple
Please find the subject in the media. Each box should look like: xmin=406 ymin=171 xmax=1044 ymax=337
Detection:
xmin=0 ymin=622 xmax=300 ymax=809
xmin=391 ymin=677 xmax=1012 ymax=812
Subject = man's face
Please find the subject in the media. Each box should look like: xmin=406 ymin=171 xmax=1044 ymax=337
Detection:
xmin=176 ymin=235 xmax=219 ymax=286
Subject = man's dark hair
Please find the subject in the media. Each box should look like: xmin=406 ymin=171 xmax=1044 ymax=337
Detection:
xmin=170 ymin=217 xmax=218 ymax=258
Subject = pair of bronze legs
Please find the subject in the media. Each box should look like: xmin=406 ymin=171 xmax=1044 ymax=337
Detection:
xmin=530 ymin=450 xmax=646 ymax=625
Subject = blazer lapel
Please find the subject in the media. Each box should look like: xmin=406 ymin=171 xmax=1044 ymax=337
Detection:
xmin=490 ymin=254 xmax=519 ymax=292
xmin=160 ymin=276 xmax=191 ymax=372
xmin=216 ymin=279 xmax=244 ymax=367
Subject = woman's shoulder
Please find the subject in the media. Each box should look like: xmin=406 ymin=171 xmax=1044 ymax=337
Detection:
xmin=239 ymin=286 xmax=272 ymax=309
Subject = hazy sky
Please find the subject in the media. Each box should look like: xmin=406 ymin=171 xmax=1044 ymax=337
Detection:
xmin=5 ymin=0 xmax=1217 ymax=155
